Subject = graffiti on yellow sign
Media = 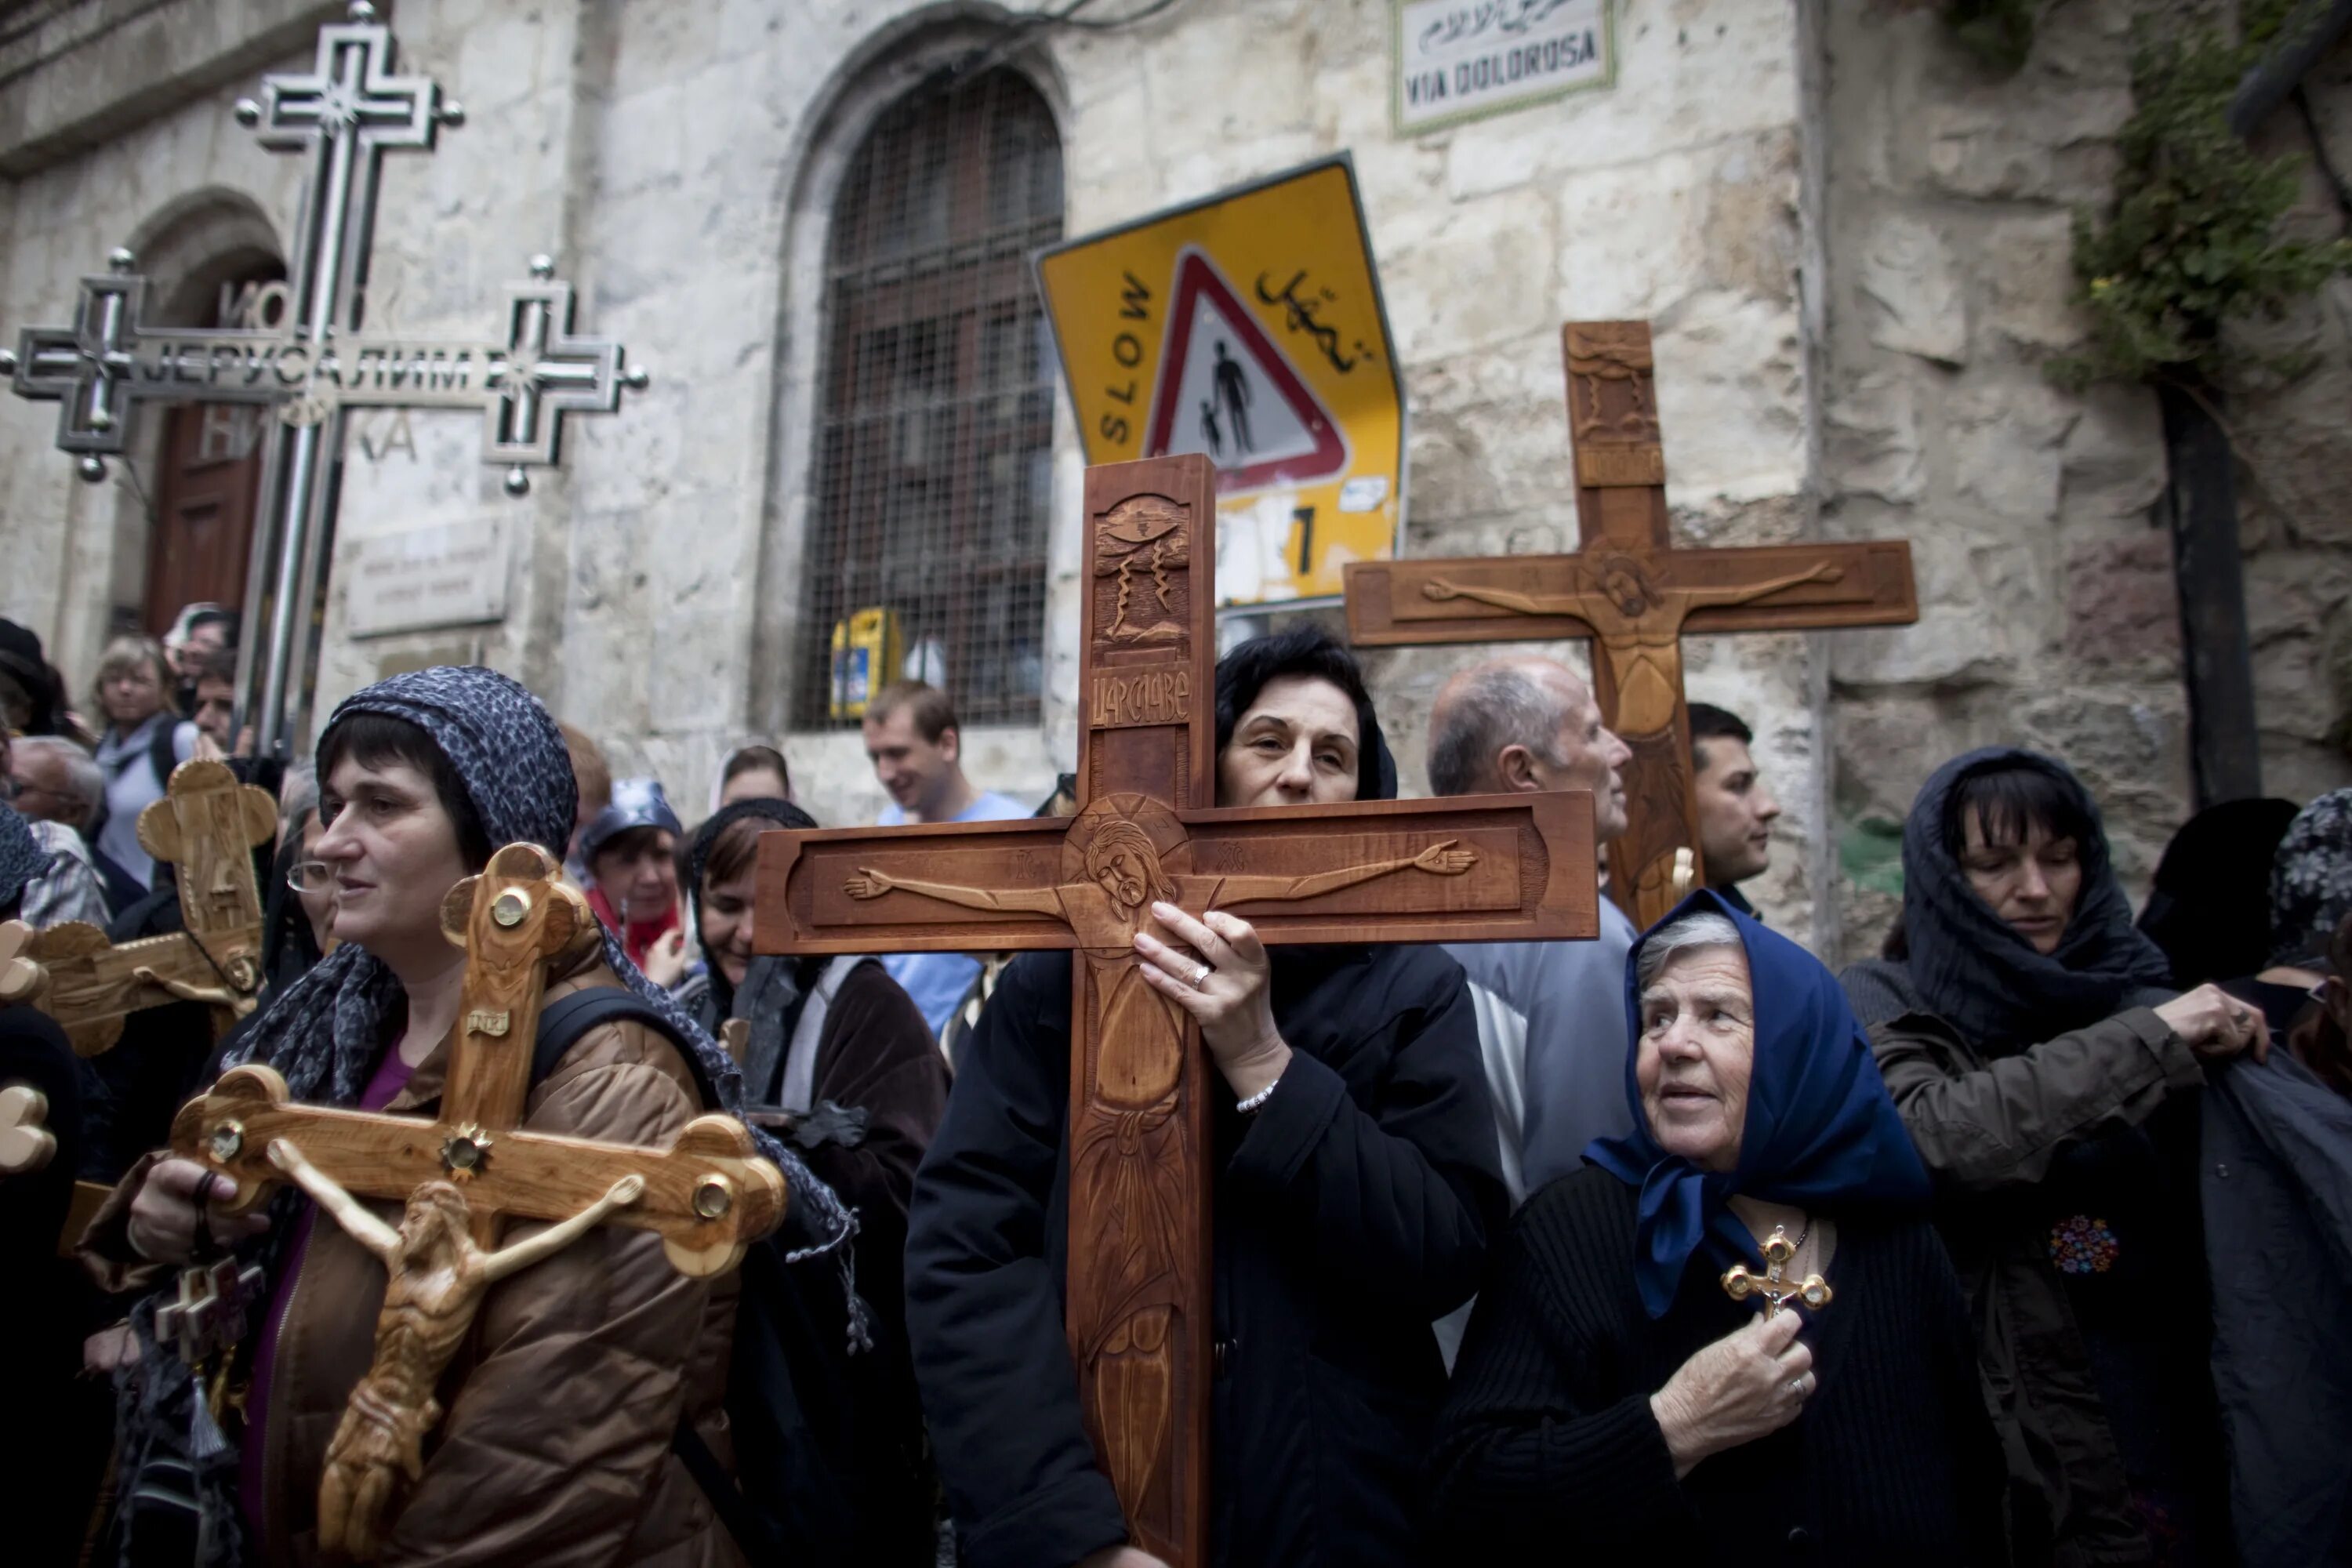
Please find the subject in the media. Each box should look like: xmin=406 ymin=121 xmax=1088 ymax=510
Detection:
xmin=1035 ymin=157 xmax=1405 ymax=607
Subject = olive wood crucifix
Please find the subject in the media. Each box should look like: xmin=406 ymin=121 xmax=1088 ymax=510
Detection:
xmin=755 ymin=453 xmax=1599 ymax=1568
xmin=0 ymin=757 xmax=277 ymax=1055
xmin=169 ymin=842 xmax=785 ymax=1559
xmin=1343 ymin=320 xmax=1920 ymax=929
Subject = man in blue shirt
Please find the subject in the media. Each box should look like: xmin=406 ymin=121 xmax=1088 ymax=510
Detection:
xmin=865 ymin=681 xmax=1030 ymax=1033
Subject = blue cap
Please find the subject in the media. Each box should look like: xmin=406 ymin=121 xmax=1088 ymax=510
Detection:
xmin=578 ymin=776 xmax=684 ymax=862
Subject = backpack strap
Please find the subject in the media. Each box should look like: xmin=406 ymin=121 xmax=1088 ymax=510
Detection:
xmin=150 ymin=717 xmax=182 ymax=785
xmin=531 ymin=986 xmax=721 ymax=1111
xmin=671 ymin=1421 xmax=781 ymax=1562
xmin=529 ymin=985 xmax=782 ymax=1561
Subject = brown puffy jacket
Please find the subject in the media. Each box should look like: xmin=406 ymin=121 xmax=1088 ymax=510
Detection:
xmin=87 ymin=957 xmax=749 ymax=1568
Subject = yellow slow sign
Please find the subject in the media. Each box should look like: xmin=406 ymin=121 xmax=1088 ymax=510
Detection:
xmin=1035 ymin=157 xmax=1405 ymax=607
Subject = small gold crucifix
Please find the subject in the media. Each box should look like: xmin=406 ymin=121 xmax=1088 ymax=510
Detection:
xmin=1722 ymin=1225 xmax=1832 ymax=1318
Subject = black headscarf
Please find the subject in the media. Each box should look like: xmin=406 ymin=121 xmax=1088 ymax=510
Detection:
xmin=1212 ymin=623 xmax=1397 ymax=802
xmin=1843 ymin=747 xmax=2173 ymax=1053
xmin=2270 ymin=789 xmax=2352 ymax=970
xmin=2136 ymin=797 xmax=2300 ymax=986
xmin=679 ymin=797 xmax=826 ymax=1105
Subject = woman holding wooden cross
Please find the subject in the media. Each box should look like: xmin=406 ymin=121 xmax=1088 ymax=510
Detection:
xmin=81 ymin=666 xmax=851 ymax=1567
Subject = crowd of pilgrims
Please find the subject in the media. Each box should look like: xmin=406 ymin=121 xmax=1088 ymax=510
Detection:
xmin=1 ymin=605 xmax=2348 ymax=1568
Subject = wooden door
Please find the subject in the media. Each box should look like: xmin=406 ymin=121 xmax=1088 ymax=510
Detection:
xmin=144 ymin=401 xmax=267 ymax=634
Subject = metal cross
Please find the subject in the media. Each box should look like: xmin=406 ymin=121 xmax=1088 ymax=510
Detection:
xmin=1721 ymin=1225 xmax=1834 ymax=1319
xmin=0 ymin=2 xmax=648 ymax=760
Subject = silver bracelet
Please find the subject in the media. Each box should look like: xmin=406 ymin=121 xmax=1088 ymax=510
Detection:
xmin=1236 ymin=1074 xmax=1280 ymax=1116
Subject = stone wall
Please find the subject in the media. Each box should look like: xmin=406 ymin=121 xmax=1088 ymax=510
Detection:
xmin=2235 ymin=27 xmax=2352 ymax=805
xmin=2 ymin=0 xmax=2338 ymax=955
xmin=1815 ymin=0 xmax=2350 ymax=962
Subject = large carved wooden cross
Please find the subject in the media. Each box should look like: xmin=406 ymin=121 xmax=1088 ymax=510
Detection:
xmin=169 ymin=843 xmax=785 ymax=1558
xmin=0 ymin=758 xmax=276 ymax=1054
xmin=1344 ymin=321 xmax=1920 ymax=929
xmin=756 ymin=453 xmax=1597 ymax=1568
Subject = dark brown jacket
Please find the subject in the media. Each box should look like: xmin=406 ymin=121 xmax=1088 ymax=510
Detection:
xmin=87 ymin=959 xmax=748 ymax=1568
xmin=1867 ymin=1004 xmax=2203 ymax=1567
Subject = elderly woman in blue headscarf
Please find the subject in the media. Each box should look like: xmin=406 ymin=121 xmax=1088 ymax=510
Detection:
xmin=1426 ymin=890 xmax=2004 ymax=1564
xmin=78 ymin=667 xmax=851 ymax=1568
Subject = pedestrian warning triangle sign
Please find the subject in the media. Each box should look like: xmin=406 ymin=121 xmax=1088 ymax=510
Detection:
xmin=1143 ymin=249 xmax=1348 ymax=492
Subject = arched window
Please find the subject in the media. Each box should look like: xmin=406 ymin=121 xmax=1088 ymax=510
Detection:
xmin=797 ymin=67 xmax=1064 ymax=728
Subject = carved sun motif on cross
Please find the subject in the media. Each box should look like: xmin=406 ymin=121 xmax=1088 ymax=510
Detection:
xmin=315 ymin=80 xmax=365 ymax=133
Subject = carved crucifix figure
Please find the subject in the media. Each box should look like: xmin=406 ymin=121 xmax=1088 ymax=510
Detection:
xmin=1344 ymin=320 xmax=1921 ymax=928
xmin=757 ymin=453 xmax=1598 ymax=1568
xmin=0 ymin=758 xmax=276 ymax=1056
xmin=270 ymin=1141 xmax=644 ymax=1560
xmin=171 ymin=842 xmax=785 ymax=1558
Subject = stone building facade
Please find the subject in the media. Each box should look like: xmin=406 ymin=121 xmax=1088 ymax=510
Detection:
xmin=1 ymin=0 xmax=2343 ymax=962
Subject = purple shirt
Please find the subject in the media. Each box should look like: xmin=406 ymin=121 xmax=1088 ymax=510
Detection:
xmin=238 ymin=1047 xmax=416 ymax=1537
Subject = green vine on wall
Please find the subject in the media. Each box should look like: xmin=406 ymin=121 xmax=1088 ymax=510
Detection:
xmin=2049 ymin=2 xmax=2352 ymax=391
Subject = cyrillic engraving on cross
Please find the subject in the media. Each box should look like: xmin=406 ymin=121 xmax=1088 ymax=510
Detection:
xmin=0 ymin=2 xmax=647 ymax=758
xmin=757 ymin=453 xmax=1597 ymax=1568
xmin=1345 ymin=319 xmax=1921 ymax=929
xmin=4 ymin=253 xmax=641 ymax=481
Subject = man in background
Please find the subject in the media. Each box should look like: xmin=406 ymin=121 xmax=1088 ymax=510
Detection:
xmin=2 ymin=731 xmax=108 ymax=927
xmin=190 ymin=648 xmax=241 ymax=756
xmin=1686 ymin=702 xmax=1781 ymax=920
xmin=1426 ymin=655 xmax=1639 ymax=1204
xmin=863 ymin=681 xmax=1028 ymax=1035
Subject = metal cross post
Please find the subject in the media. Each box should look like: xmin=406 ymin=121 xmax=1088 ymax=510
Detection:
xmin=0 ymin=1 xmax=648 ymax=759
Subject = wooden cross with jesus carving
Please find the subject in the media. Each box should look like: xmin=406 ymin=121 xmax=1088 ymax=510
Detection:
xmin=756 ymin=453 xmax=1598 ymax=1568
xmin=1344 ymin=321 xmax=1920 ymax=929
xmin=0 ymin=758 xmax=276 ymax=1055
xmin=169 ymin=842 xmax=785 ymax=1559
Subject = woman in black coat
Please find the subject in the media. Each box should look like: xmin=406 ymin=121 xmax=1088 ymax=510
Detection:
xmin=904 ymin=626 xmax=1506 ymax=1568
xmin=1427 ymin=891 xmax=2005 ymax=1566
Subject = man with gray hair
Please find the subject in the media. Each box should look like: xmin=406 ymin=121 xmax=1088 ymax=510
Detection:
xmin=1427 ymin=655 xmax=1639 ymax=1203
xmin=2 ymin=731 xmax=109 ymax=926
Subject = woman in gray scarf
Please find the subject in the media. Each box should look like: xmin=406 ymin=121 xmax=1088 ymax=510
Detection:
xmin=83 ymin=666 xmax=851 ymax=1567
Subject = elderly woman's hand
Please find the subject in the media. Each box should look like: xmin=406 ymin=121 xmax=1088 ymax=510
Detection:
xmin=1649 ymin=1310 xmax=1813 ymax=1479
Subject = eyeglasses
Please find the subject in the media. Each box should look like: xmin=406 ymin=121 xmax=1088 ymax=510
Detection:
xmin=286 ymin=860 xmax=334 ymax=894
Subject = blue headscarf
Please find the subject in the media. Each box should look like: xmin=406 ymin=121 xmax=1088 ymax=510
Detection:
xmin=1586 ymin=889 xmax=1931 ymax=1318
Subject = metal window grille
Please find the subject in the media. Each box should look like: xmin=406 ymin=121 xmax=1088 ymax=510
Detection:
xmin=797 ymin=67 xmax=1065 ymax=728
